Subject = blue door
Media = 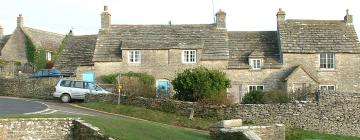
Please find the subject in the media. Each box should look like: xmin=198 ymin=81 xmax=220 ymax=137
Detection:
xmin=156 ymin=80 xmax=170 ymax=97
xmin=82 ymin=71 xmax=95 ymax=82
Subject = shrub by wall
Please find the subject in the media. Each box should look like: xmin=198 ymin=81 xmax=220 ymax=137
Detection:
xmin=98 ymin=72 xmax=156 ymax=98
xmin=172 ymin=67 xmax=231 ymax=103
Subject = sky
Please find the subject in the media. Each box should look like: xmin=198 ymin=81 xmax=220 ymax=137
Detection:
xmin=0 ymin=0 xmax=359 ymax=36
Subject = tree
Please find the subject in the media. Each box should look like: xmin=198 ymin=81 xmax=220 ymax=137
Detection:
xmin=172 ymin=67 xmax=231 ymax=102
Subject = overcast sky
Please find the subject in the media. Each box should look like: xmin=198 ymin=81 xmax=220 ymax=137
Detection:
xmin=0 ymin=0 xmax=359 ymax=36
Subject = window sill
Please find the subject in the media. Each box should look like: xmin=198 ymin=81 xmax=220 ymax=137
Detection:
xmin=249 ymin=68 xmax=262 ymax=71
xmin=182 ymin=62 xmax=197 ymax=64
xmin=317 ymin=69 xmax=336 ymax=72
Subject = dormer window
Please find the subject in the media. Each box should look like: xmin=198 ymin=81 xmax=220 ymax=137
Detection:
xmin=250 ymin=58 xmax=262 ymax=70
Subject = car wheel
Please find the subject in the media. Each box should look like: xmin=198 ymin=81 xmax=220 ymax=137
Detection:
xmin=60 ymin=94 xmax=71 ymax=103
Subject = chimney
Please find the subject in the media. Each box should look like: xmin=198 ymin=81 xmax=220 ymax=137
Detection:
xmin=0 ymin=24 xmax=3 ymax=39
xmin=344 ymin=9 xmax=353 ymax=25
xmin=276 ymin=8 xmax=286 ymax=23
xmin=17 ymin=14 xmax=24 ymax=27
xmin=101 ymin=5 xmax=111 ymax=30
xmin=215 ymin=9 xmax=226 ymax=29
xmin=68 ymin=30 xmax=74 ymax=36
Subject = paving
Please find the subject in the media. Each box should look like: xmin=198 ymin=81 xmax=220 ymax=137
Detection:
xmin=0 ymin=97 xmax=47 ymax=114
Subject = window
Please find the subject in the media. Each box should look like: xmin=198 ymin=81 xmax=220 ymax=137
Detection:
xmin=250 ymin=59 xmax=262 ymax=70
xmin=319 ymin=85 xmax=336 ymax=91
xmin=182 ymin=50 xmax=196 ymax=63
xmin=248 ymin=85 xmax=264 ymax=92
xmin=60 ymin=80 xmax=72 ymax=87
xmin=320 ymin=53 xmax=335 ymax=69
xmin=128 ymin=50 xmax=141 ymax=63
xmin=85 ymin=82 xmax=96 ymax=90
xmin=72 ymin=81 xmax=84 ymax=89
xmin=46 ymin=51 xmax=52 ymax=61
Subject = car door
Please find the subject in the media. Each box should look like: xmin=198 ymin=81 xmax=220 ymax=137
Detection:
xmin=71 ymin=81 xmax=90 ymax=99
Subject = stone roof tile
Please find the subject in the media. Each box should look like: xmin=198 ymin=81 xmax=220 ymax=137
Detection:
xmin=22 ymin=27 xmax=65 ymax=51
xmin=278 ymin=20 xmax=360 ymax=53
xmin=55 ymin=35 xmax=97 ymax=73
xmin=93 ymin=24 xmax=229 ymax=62
xmin=227 ymin=31 xmax=281 ymax=69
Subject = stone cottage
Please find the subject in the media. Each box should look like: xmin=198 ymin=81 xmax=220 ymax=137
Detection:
xmin=0 ymin=14 xmax=64 ymax=65
xmin=92 ymin=6 xmax=360 ymax=103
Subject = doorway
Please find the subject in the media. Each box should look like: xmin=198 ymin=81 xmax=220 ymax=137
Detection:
xmin=156 ymin=79 xmax=170 ymax=97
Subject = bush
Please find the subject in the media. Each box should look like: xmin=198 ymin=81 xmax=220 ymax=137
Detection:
xmin=171 ymin=67 xmax=231 ymax=103
xmin=242 ymin=90 xmax=290 ymax=104
xmin=242 ymin=90 xmax=265 ymax=104
xmin=98 ymin=72 xmax=156 ymax=98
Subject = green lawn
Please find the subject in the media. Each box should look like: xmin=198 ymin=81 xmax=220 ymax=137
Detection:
xmin=0 ymin=114 xmax=210 ymax=140
xmin=79 ymin=102 xmax=215 ymax=130
xmin=286 ymin=128 xmax=359 ymax=140
xmin=79 ymin=102 xmax=360 ymax=140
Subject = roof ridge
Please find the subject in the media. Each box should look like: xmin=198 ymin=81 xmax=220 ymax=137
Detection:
xmin=23 ymin=27 xmax=64 ymax=36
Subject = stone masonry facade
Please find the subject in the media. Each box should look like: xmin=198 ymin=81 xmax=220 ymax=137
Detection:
xmin=93 ymin=7 xmax=360 ymax=103
xmin=1 ymin=6 xmax=359 ymax=103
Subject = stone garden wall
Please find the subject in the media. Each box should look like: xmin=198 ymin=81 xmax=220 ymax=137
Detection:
xmin=86 ymin=91 xmax=360 ymax=137
xmin=0 ymin=118 xmax=114 ymax=140
xmin=0 ymin=77 xmax=59 ymax=99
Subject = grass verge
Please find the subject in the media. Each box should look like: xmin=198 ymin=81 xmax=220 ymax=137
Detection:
xmin=286 ymin=128 xmax=359 ymax=140
xmin=79 ymin=102 xmax=216 ymax=130
xmin=79 ymin=102 xmax=360 ymax=140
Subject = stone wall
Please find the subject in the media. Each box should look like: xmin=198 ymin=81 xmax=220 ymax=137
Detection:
xmin=210 ymin=119 xmax=285 ymax=140
xmin=0 ymin=118 xmax=73 ymax=140
xmin=0 ymin=77 xmax=59 ymax=99
xmin=86 ymin=91 xmax=360 ymax=137
xmin=0 ymin=118 xmax=114 ymax=140
xmin=72 ymin=120 xmax=114 ymax=140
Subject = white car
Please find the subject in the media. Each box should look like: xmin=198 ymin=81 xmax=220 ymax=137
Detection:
xmin=53 ymin=79 xmax=111 ymax=103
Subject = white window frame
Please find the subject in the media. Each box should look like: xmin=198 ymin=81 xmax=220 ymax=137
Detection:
xmin=320 ymin=53 xmax=335 ymax=69
xmin=182 ymin=50 xmax=197 ymax=64
xmin=248 ymin=85 xmax=264 ymax=93
xmin=249 ymin=58 xmax=262 ymax=70
xmin=319 ymin=85 xmax=336 ymax=91
xmin=128 ymin=50 xmax=141 ymax=64
xmin=46 ymin=51 xmax=52 ymax=61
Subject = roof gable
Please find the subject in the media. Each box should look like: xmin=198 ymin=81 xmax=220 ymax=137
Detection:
xmin=285 ymin=65 xmax=319 ymax=83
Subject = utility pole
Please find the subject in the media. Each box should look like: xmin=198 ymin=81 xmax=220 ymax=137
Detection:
xmin=117 ymin=74 xmax=122 ymax=105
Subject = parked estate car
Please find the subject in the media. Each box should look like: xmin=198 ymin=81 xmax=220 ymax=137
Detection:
xmin=53 ymin=79 xmax=111 ymax=103
xmin=32 ymin=69 xmax=72 ymax=78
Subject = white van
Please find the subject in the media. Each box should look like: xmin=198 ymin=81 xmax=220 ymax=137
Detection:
xmin=53 ymin=79 xmax=111 ymax=103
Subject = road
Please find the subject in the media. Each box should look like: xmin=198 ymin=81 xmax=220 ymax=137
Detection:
xmin=0 ymin=97 xmax=111 ymax=116
xmin=0 ymin=97 xmax=47 ymax=115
